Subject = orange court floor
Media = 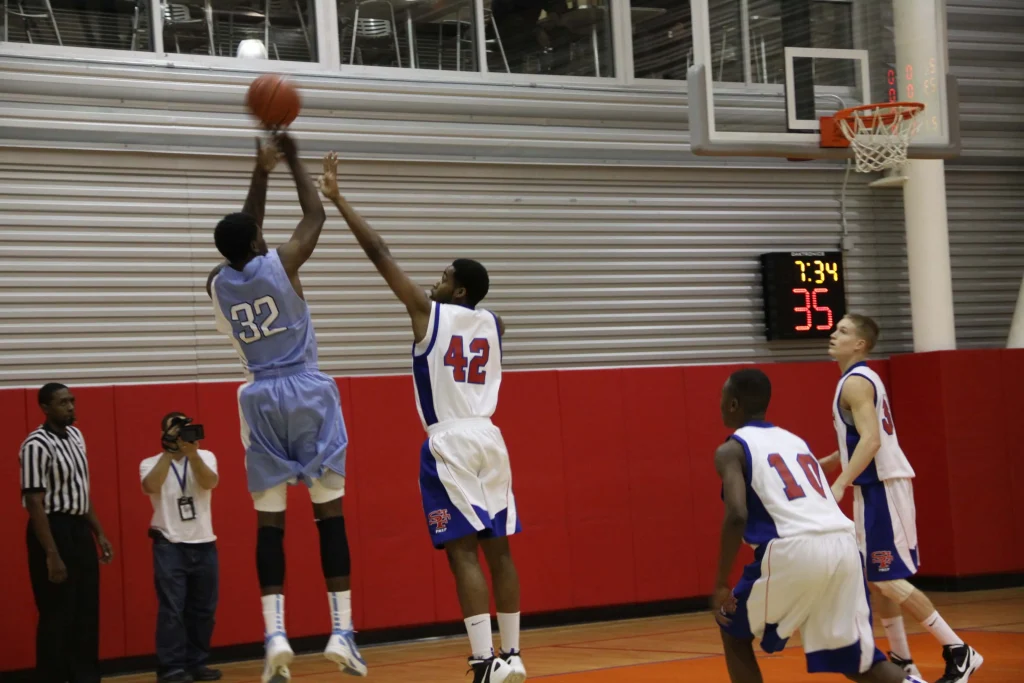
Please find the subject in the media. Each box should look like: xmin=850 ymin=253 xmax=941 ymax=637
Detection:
xmin=111 ymin=587 xmax=1024 ymax=682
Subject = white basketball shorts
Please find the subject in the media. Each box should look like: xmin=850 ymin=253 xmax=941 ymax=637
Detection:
xmin=722 ymin=531 xmax=887 ymax=675
xmin=854 ymin=477 xmax=920 ymax=582
xmin=418 ymin=418 xmax=522 ymax=549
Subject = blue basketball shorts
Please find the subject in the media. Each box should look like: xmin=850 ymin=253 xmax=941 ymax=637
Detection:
xmin=721 ymin=532 xmax=888 ymax=675
xmin=418 ymin=418 xmax=522 ymax=550
xmin=237 ymin=368 xmax=348 ymax=494
xmin=853 ymin=477 xmax=920 ymax=582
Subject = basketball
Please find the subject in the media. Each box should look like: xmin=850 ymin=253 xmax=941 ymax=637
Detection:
xmin=245 ymin=74 xmax=301 ymax=128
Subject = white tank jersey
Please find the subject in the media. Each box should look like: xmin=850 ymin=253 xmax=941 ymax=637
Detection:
xmin=730 ymin=422 xmax=854 ymax=547
xmin=412 ymin=301 xmax=503 ymax=430
xmin=832 ymin=362 xmax=916 ymax=484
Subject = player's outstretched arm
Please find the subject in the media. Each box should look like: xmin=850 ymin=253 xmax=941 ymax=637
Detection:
xmin=317 ymin=152 xmax=432 ymax=344
xmin=242 ymin=136 xmax=282 ymax=228
xmin=275 ymin=132 xmax=327 ymax=277
xmin=831 ymin=376 xmax=881 ymax=502
xmin=711 ymin=439 xmax=747 ymax=625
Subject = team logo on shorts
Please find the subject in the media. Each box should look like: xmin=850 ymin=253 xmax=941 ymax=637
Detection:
xmin=871 ymin=550 xmax=894 ymax=572
xmin=428 ymin=509 xmax=452 ymax=534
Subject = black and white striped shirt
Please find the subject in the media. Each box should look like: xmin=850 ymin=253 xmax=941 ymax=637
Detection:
xmin=19 ymin=425 xmax=91 ymax=515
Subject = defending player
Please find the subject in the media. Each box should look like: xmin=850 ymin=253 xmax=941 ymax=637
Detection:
xmin=823 ymin=314 xmax=982 ymax=683
xmin=712 ymin=368 xmax=925 ymax=683
xmin=207 ymin=134 xmax=366 ymax=681
xmin=317 ymin=152 xmax=526 ymax=683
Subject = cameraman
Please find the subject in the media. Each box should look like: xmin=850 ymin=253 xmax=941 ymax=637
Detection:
xmin=140 ymin=412 xmax=221 ymax=683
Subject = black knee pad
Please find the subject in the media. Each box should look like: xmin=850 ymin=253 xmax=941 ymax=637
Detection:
xmin=256 ymin=526 xmax=285 ymax=588
xmin=316 ymin=515 xmax=351 ymax=579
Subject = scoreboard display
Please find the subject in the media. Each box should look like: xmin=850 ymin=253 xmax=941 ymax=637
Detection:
xmin=760 ymin=251 xmax=846 ymax=341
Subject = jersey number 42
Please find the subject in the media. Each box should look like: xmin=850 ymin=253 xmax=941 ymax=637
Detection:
xmin=443 ymin=335 xmax=490 ymax=384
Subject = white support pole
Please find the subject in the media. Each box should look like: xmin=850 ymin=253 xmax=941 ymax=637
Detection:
xmin=895 ymin=0 xmax=956 ymax=352
xmin=1008 ymin=275 xmax=1024 ymax=348
xmin=901 ymin=159 xmax=956 ymax=351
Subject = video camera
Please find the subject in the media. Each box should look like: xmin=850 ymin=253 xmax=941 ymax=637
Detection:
xmin=166 ymin=416 xmax=205 ymax=443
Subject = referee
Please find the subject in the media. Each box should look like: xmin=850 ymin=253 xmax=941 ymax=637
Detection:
xmin=20 ymin=382 xmax=115 ymax=683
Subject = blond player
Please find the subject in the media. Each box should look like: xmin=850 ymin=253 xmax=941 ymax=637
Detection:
xmin=824 ymin=314 xmax=982 ymax=683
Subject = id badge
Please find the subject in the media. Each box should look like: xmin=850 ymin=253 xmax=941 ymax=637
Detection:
xmin=178 ymin=496 xmax=196 ymax=522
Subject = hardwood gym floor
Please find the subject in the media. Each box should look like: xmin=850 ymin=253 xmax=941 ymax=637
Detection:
xmin=111 ymin=588 xmax=1024 ymax=682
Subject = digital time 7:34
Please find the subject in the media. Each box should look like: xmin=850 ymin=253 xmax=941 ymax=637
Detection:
xmin=760 ymin=252 xmax=847 ymax=341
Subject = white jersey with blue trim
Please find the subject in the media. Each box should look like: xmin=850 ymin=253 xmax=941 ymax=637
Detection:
xmin=832 ymin=363 xmax=915 ymax=485
xmin=730 ymin=422 xmax=854 ymax=547
xmin=412 ymin=301 xmax=502 ymax=430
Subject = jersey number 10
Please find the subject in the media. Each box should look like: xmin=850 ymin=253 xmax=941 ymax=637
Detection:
xmin=768 ymin=453 xmax=828 ymax=502
xmin=444 ymin=336 xmax=490 ymax=385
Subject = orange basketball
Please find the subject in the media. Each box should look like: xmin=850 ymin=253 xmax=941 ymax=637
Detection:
xmin=245 ymin=74 xmax=302 ymax=128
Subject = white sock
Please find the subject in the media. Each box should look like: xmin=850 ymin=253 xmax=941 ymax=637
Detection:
xmin=328 ymin=590 xmax=353 ymax=632
xmin=881 ymin=616 xmax=912 ymax=660
xmin=262 ymin=594 xmax=286 ymax=637
xmin=922 ymin=610 xmax=963 ymax=647
xmin=464 ymin=614 xmax=493 ymax=659
xmin=497 ymin=612 xmax=520 ymax=653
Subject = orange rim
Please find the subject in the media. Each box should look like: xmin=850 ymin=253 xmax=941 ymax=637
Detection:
xmin=833 ymin=101 xmax=925 ymax=127
xmin=819 ymin=101 xmax=925 ymax=149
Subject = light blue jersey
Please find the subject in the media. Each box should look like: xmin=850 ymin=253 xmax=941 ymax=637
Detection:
xmin=210 ymin=249 xmax=348 ymax=493
xmin=211 ymin=249 xmax=318 ymax=375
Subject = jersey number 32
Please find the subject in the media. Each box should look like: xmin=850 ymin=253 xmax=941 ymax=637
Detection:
xmin=444 ymin=335 xmax=490 ymax=384
xmin=230 ymin=296 xmax=285 ymax=344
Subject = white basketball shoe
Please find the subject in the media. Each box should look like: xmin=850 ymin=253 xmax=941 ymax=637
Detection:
xmin=469 ymin=655 xmax=518 ymax=683
xmin=324 ymin=629 xmax=368 ymax=677
xmin=500 ymin=649 xmax=527 ymax=682
xmin=261 ymin=633 xmax=294 ymax=683
xmin=889 ymin=652 xmax=923 ymax=678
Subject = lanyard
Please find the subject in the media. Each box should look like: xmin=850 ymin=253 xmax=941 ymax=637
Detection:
xmin=170 ymin=458 xmax=189 ymax=495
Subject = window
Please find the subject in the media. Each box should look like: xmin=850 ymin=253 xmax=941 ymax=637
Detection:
xmin=747 ymin=0 xmax=854 ymax=86
xmin=337 ymin=0 xmax=615 ymax=76
xmin=632 ymin=0 xmax=854 ymax=86
xmin=631 ymin=0 xmax=743 ymax=83
xmin=340 ymin=0 xmax=477 ymax=71
xmin=493 ymin=0 xmax=614 ymax=77
xmin=629 ymin=0 xmax=689 ymax=81
xmin=2 ymin=0 xmax=153 ymax=51
xmin=164 ymin=0 xmax=317 ymax=61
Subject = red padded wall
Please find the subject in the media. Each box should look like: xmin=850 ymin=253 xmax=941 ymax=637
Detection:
xmin=621 ymin=367 xmax=700 ymax=602
xmin=348 ymin=374 xmax=437 ymax=630
xmin=1001 ymin=350 xmax=1024 ymax=570
xmin=4 ymin=351 xmax=1023 ymax=674
xmin=0 ymin=389 xmax=33 ymax=671
xmin=494 ymin=370 xmax=572 ymax=615
xmin=557 ymin=369 xmax=637 ymax=608
xmin=939 ymin=352 xmax=1017 ymax=574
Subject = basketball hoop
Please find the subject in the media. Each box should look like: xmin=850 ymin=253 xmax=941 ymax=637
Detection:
xmin=819 ymin=102 xmax=925 ymax=173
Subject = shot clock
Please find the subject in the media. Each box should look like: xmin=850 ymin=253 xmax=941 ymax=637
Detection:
xmin=760 ymin=251 xmax=846 ymax=341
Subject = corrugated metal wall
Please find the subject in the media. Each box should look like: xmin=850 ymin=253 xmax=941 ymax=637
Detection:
xmin=945 ymin=0 xmax=1024 ymax=347
xmin=0 ymin=150 xmax=908 ymax=385
xmin=0 ymin=1 xmax=1021 ymax=387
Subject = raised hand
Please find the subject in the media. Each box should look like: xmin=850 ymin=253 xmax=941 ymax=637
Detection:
xmin=256 ymin=136 xmax=283 ymax=173
xmin=317 ymin=151 xmax=340 ymax=200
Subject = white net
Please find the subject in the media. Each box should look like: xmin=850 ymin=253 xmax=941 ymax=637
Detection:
xmin=837 ymin=103 xmax=924 ymax=173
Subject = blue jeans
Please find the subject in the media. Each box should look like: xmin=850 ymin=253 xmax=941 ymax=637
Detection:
xmin=152 ymin=536 xmax=219 ymax=676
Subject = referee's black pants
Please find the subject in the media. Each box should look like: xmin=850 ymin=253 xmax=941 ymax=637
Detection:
xmin=27 ymin=514 xmax=101 ymax=683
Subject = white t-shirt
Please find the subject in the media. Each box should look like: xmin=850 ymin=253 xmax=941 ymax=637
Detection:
xmin=139 ymin=450 xmax=218 ymax=544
